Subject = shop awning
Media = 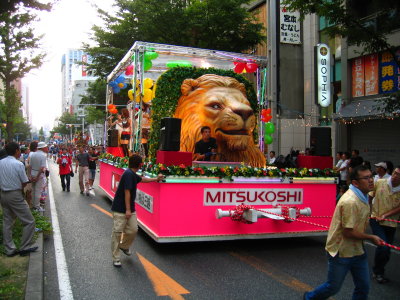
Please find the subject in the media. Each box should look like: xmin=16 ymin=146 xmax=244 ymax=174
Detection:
xmin=333 ymin=99 xmax=388 ymax=121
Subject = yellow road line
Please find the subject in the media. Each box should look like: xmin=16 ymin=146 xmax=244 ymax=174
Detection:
xmin=137 ymin=252 xmax=190 ymax=300
xmin=229 ymin=251 xmax=313 ymax=292
xmin=90 ymin=203 xmax=112 ymax=217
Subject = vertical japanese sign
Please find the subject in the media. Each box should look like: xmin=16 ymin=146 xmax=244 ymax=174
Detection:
xmin=396 ymin=49 xmax=400 ymax=91
xmin=379 ymin=51 xmax=397 ymax=94
xmin=352 ymin=57 xmax=364 ymax=97
xmin=280 ymin=1 xmax=301 ymax=44
xmin=364 ymin=54 xmax=378 ymax=96
xmin=315 ymin=44 xmax=331 ymax=107
xmin=82 ymin=54 xmax=87 ymax=77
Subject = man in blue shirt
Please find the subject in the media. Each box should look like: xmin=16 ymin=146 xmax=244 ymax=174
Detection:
xmin=111 ymin=154 xmax=163 ymax=267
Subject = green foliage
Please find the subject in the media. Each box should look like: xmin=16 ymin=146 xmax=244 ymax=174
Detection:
xmin=80 ymin=78 xmax=107 ymax=106
xmin=51 ymin=112 xmax=80 ymax=136
xmin=85 ymin=106 xmax=105 ymax=124
xmin=149 ymin=67 xmax=258 ymax=157
xmin=0 ymin=0 xmax=52 ymax=14
xmin=0 ymin=4 xmax=49 ymax=141
xmin=84 ymin=0 xmax=265 ymax=78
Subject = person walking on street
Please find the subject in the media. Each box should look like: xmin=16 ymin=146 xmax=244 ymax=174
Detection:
xmin=369 ymin=166 xmax=400 ymax=284
xmin=88 ymin=147 xmax=98 ymax=190
xmin=304 ymin=165 xmax=383 ymax=300
xmin=75 ymin=146 xmax=90 ymax=196
xmin=57 ymin=148 xmax=73 ymax=192
xmin=111 ymin=154 xmax=163 ymax=267
xmin=0 ymin=142 xmax=38 ymax=257
xmin=29 ymin=142 xmax=48 ymax=212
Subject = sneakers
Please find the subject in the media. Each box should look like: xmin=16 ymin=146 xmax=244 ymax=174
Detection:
xmin=34 ymin=207 xmax=45 ymax=212
xmin=80 ymin=191 xmax=84 ymax=194
xmin=373 ymin=273 xmax=390 ymax=284
xmin=120 ymin=248 xmax=132 ymax=256
xmin=19 ymin=246 xmax=39 ymax=256
xmin=86 ymin=191 xmax=90 ymax=196
xmin=113 ymin=261 xmax=122 ymax=268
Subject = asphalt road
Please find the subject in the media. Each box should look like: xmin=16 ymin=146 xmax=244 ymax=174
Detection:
xmin=42 ymin=159 xmax=400 ymax=300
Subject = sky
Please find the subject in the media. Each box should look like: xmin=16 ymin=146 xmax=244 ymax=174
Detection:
xmin=23 ymin=0 xmax=114 ymax=130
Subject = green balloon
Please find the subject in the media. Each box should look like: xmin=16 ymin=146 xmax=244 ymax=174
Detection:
xmin=264 ymin=134 xmax=273 ymax=144
xmin=144 ymin=60 xmax=152 ymax=71
xmin=145 ymin=51 xmax=158 ymax=60
xmin=166 ymin=60 xmax=193 ymax=68
xmin=264 ymin=122 xmax=275 ymax=134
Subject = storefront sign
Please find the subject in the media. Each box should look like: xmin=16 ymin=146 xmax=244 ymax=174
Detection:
xmin=364 ymin=54 xmax=379 ymax=96
xmin=315 ymin=44 xmax=331 ymax=107
xmin=379 ymin=51 xmax=398 ymax=94
xmin=136 ymin=190 xmax=153 ymax=213
xmin=204 ymin=188 xmax=303 ymax=206
xmin=280 ymin=2 xmax=301 ymax=44
xmin=352 ymin=57 xmax=364 ymax=97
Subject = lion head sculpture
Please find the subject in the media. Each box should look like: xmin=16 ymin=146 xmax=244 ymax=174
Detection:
xmin=173 ymin=74 xmax=266 ymax=167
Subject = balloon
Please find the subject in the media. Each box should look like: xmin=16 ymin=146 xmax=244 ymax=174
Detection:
xmin=143 ymin=89 xmax=153 ymax=103
xmin=264 ymin=122 xmax=275 ymax=134
xmin=118 ymin=82 xmax=124 ymax=88
xmin=116 ymin=75 xmax=125 ymax=83
xmin=128 ymin=89 xmax=134 ymax=101
xmin=245 ymin=63 xmax=259 ymax=73
xmin=266 ymin=108 xmax=271 ymax=114
xmin=112 ymin=87 xmax=120 ymax=94
xmin=233 ymin=62 xmax=245 ymax=73
xmin=135 ymin=94 xmax=140 ymax=103
xmin=166 ymin=60 xmax=193 ymax=68
xmin=144 ymin=60 xmax=152 ymax=71
xmin=145 ymin=51 xmax=158 ymax=60
xmin=107 ymin=104 xmax=115 ymax=110
xmin=143 ymin=78 xmax=153 ymax=89
xmin=110 ymin=108 xmax=118 ymax=114
xmin=152 ymin=83 xmax=157 ymax=98
xmin=264 ymin=134 xmax=273 ymax=144
xmin=265 ymin=115 xmax=272 ymax=122
xmin=125 ymin=65 xmax=134 ymax=75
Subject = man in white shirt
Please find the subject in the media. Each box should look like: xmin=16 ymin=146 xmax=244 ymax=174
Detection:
xmin=373 ymin=162 xmax=391 ymax=183
xmin=268 ymin=151 xmax=276 ymax=165
xmin=29 ymin=142 xmax=48 ymax=211
xmin=0 ymin=142 xmax=37 ymax=256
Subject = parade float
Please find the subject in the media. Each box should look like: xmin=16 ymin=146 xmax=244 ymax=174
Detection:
xmin=99 ymin=41 xmax=338 ymax=242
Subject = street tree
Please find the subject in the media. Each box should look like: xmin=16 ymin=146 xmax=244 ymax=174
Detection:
xmin=0 ymin=2 xmax=52 ymax=141
xmin=83 ymin=0 xmax=265 ymax=78
xmin=38 ymin=126 xmax=44 ymax=141
xmin=0 ymin=0 xmax=52 ymax=14
xmin=285 ymin=0 xmax=400 ymax=111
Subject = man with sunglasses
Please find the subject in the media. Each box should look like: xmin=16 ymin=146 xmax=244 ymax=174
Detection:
xmin=369 ymin=166 xmax=400 ymax=284
xmin=304 ymin=165 xmax=383 ymax=300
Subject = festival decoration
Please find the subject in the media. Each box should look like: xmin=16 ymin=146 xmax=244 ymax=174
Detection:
xmin=125 ymin=65 xmax=134 ymax=75
xmin=128 ymin=89 xmax=134 ymax=101
xmin=166 ymin=60 xmax=193 ymax=68
xmin=109 ymin=75 xmax=126 ymax=94
xmin=264 ymin=133 xmax=273 ymax=144
xmin=264 ymin=122 xmax=275 ymax=134
xmin=261 ymin=108 xmax=272 ymax=122
xmin=233 ymin=61 xmax=259 ymax=74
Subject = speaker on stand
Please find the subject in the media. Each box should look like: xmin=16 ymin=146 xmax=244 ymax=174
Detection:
xmin=310 ymin=127 xmax=332 ymax=156
xmin=107 ymin=129 xmax=119 ymax=147
xmin=159 ymin=118 xmax=181 ymax=151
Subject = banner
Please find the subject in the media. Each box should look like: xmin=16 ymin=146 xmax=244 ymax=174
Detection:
xmin=352 ymin=57 xmax=364 ymax=97
xmin=379 ymin=51 xmax=398 ymax=94
xmin=280 ymin=1 xmax=301 ymax=44
xmin=364 ymin=54 xmax=378 ymax=96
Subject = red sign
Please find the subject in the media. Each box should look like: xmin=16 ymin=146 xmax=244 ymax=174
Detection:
xmin=111 ymin=172 xmax=121 ymax=193
xmin=352 ymin=57 xmax=364 ymax=97
xmin=82 ymin=54 xmax=87 ymax=77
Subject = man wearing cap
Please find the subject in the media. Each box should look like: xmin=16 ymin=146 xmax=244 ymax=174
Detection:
xmin=29 ymin=142 xmax=48 ymax=212
xmin=0 ymin=142 xmax=38 ymax=256
xmin=369 ymin=166 xmax=400 ymax=284
xmin=373 ymin=162 xmax=390 ymax=183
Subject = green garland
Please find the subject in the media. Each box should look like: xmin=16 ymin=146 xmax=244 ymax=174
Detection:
xmin=99 ymin=153 xmax=338 ymax=180
xmin=148 ymin=67 xmax=258 ymax=158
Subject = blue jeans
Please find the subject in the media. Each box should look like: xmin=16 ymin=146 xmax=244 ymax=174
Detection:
xmin=305 ymin=252 xmax=370 ymax=300
xmin=369 ymin=219 xmax=396 ymax=276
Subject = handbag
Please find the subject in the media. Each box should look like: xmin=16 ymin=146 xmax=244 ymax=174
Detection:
xmin=70 ymin=171 xmax=74 ymax=177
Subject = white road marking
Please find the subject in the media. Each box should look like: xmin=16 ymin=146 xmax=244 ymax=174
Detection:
xmin=48 ymin=179 xmax=74 ymax=299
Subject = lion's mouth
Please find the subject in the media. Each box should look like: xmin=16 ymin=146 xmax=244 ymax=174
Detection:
xmin=216 ymin=129 xmax=249 ymax=135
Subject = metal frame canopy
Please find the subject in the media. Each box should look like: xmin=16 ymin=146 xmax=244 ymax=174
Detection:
xmin=105 ymin=41 xmax=268 ymax=154
xmin=107 ymin=41 xmax=268 ymax=83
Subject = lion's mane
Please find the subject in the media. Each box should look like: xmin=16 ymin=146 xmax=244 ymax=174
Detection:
xmin=173 ymin=74 xmax=266 ymax=167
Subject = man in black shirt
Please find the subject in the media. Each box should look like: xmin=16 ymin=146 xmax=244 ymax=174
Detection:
xmin=194 ymin=126 xmax=217 ymax=161
xmin=111 ymin=154 xmax=163 ymax=267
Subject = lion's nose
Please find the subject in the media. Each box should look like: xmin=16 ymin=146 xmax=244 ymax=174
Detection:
xmin=232 ymin=107 xmax=254 ymax=121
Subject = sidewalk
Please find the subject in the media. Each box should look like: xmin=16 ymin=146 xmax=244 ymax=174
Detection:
xmin=25 ymin=232 xmax=43 ymax=300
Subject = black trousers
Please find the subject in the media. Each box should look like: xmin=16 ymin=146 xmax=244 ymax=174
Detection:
xmin=60 ymin=174 xmax=71 ymax=190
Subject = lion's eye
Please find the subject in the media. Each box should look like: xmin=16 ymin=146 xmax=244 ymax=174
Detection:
xmin=210 ymin=103 xmax=222 ymax=110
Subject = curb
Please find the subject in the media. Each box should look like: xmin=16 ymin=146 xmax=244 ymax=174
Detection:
xmin=25 ymin=232 xmax=43 ymax=300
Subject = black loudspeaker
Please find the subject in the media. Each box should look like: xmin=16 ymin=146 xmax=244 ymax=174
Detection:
xmin=159 ymin=118 xmax=181 ymax=151
xmin=107 ymin=129 xmax=119 ymax=147
xmin=310 ymin=127 xmax=332 ymax=156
